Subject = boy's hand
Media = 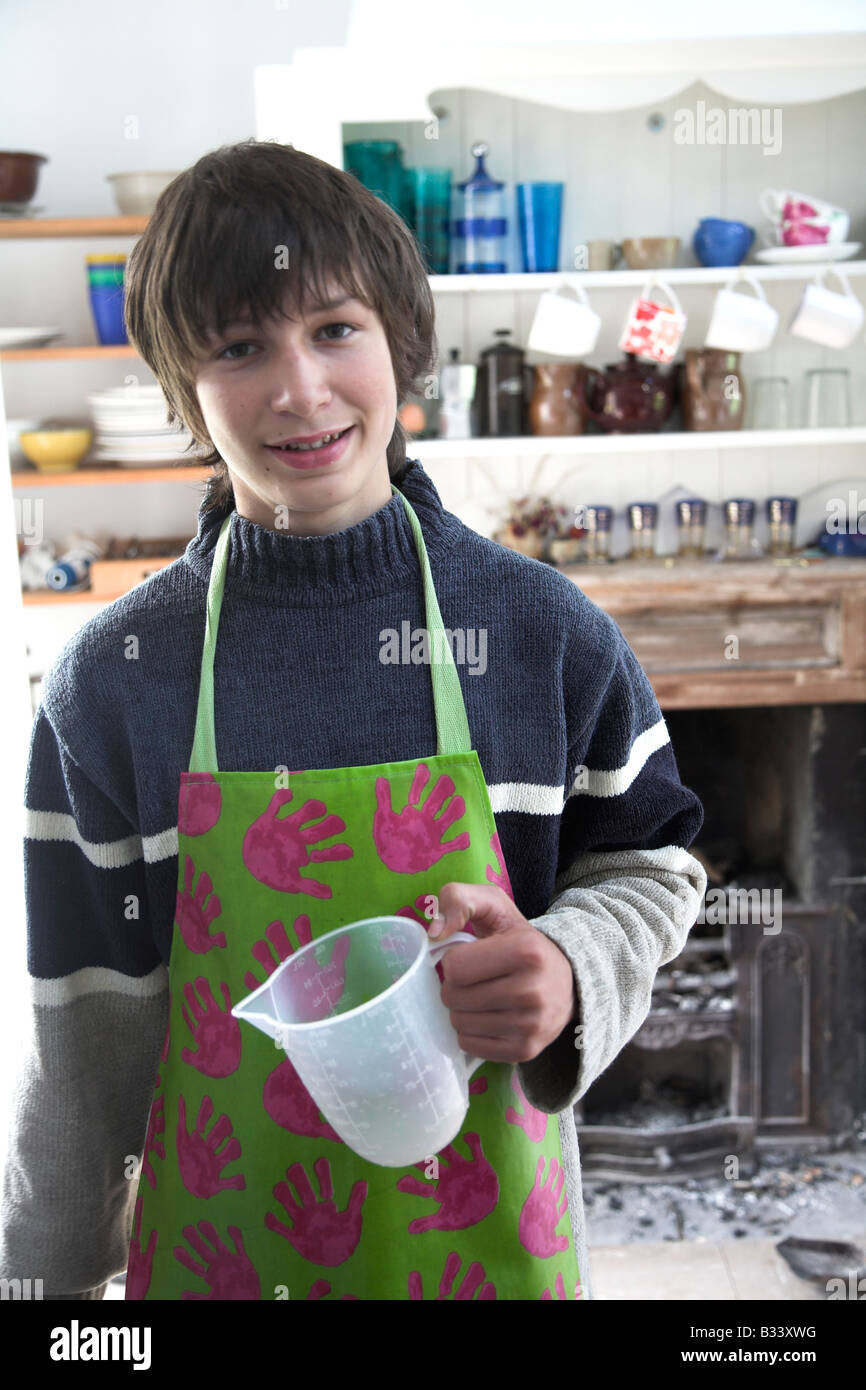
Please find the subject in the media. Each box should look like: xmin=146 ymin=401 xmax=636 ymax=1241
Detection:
xmin=429 ymin=882 xmax=578 ymax=1065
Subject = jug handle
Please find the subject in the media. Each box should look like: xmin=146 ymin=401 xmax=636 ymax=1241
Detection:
xmin=427 ymin=931 xmax=485 ymax=1077
xmin=573 ymin=364 xmax=607 ymax=428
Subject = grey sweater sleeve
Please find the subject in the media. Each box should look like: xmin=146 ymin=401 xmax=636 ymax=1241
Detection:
xmin=0 ymin=703 xmax=168 ymax=1301
xmin=517 ymin=846 xmax=707 ymax=1113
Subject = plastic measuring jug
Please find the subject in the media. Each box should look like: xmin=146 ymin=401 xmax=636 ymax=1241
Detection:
xmin=231 ymin=916 xmax=483 ymax=1168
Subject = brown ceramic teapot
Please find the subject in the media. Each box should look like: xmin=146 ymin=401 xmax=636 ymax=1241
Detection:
xmin=575 ymin=354 xmax=677 ymax=433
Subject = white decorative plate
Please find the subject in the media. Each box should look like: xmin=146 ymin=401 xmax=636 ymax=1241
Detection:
xmin=754 ymin=243 xmax=862 ymax=264
xmin=0 ymin=327 xmax=64 ymax=349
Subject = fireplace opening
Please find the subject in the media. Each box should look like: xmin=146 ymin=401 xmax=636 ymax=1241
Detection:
xmin=583 ymin=1043 xmax=730 ymax=1130
xmin=574 ymin=702 xmax=866 ymax=1178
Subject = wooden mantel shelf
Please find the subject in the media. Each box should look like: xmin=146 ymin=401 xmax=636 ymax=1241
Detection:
xmin=568 ymin=556 xmax=866 ymax=709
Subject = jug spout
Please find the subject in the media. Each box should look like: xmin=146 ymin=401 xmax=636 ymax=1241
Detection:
xmin=231 ymin=981 xmax=283 ymax=1044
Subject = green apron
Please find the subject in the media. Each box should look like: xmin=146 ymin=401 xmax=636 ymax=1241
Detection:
xmin=125 ymin=483 xmax=583 ymax=1301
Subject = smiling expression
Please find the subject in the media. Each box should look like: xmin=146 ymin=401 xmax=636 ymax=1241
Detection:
xmin=193 ymin=280 xmax=398 ymax=536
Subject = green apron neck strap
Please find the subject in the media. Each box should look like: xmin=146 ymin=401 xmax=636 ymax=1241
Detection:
xmin=390 ymin=482 xmax=472 ymax=757
xmin=189 ymin=488 xmax=472 ymax=773
xmin=189 ymin=512 xmax=232 ymax=773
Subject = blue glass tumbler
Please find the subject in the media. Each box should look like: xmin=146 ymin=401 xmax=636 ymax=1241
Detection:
xmin=403 ymin=168 xmax=451 ymax=274
xmin=86 ymin=254 xmax=128 ymax=346
xmin=516 ymin=183 xmax=563 ymax=272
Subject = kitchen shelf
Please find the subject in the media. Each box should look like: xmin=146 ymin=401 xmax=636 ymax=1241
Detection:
xmin=0 ymin=216 xmax=148 ymax=239
xmin=429 ymin=262 xmax=866 ymax=291
xmin=10 ymin=463 xmax=208 ymax=487
xmin=22 ymin=589 xmax=117 ymax=606
xmin=413 ymin=427 xmax=866 ymax=457
xmin=0 ymin=345 xmax=138 ymax=361
xmin=10 ymin=428 xmax=866 ymax=487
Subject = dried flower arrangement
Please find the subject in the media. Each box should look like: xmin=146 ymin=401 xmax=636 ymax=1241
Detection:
xmin=496 ymin=495 xmax=571 ymax=559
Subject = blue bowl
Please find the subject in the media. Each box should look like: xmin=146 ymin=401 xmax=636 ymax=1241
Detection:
xmin=693 ymin=218 xmax=755 ymax=267
xmin=818 ymin=531 xmax=866 ymax=558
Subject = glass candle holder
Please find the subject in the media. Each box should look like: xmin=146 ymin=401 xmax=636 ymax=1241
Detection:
xmin=584 ymin=505 xmax=612 ymax=564
xmin=627 ymin=503 xmax=658 ymax=560
xmin=722 ymin=498 xmax=761 ymax=560
xmin=767 ymin=496 xmax=797 ymax=557
xmin=676 ymin=498 xmax=707 ymax=558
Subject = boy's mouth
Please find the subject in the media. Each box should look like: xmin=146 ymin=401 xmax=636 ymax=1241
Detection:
xmin=264 ymin=424 xmax=355 ymax=468
xmin=267 ymin=425 xmax=353 ymax=451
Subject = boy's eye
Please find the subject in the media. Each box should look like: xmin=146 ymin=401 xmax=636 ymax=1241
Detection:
xmin=217 ymin=322 xmax=356 ymax=360
xmin=320 ymin=321 xmax=355 ymax=341
xmin=219 ymin=342 xmax=255 ymax=361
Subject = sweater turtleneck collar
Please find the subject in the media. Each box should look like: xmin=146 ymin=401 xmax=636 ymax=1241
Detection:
xmin=182 ymin=457 xmax=463 ymax=607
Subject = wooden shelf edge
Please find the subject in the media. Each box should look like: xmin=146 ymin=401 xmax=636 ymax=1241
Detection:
xmin=652 ymin=673 xmax=866 ymax=709
xmin=0 ymin=344 xmax=139 ymax=360
xmin=11 ymin=464 xmax=210 ymax=486
xmin=22 ymin=590 xmax=109 ymax=606
xmin=0 ymin=216 xmax=149 ymax=239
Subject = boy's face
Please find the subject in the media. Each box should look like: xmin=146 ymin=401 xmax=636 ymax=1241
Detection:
xmin=193 ymin=278 xmax=398 ymax=536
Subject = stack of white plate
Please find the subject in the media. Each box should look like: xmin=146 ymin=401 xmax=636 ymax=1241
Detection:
xmin=86 ymin=384 xmax=201 ymax=467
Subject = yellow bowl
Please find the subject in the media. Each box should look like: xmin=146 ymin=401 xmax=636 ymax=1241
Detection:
xmin=18 ymin=428 xmax=93 ymax=473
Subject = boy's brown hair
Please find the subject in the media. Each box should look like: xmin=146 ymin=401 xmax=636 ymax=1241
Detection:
xmin=123 ymin=138 xmax=437 ymax=514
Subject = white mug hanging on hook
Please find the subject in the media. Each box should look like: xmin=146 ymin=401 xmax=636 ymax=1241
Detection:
xmin=788 ymin=269 xmax=865 ymax=349
xmin=618 ymin=277 xmax=687 ymax=364
xmin=527 ymin=278 xmax=601 ymax=357
xmin=705 ymin=271 xmax=779 ymax=353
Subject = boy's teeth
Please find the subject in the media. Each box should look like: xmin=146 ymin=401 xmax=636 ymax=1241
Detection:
xmin=281 ymin=429 xmax=346 ymax=452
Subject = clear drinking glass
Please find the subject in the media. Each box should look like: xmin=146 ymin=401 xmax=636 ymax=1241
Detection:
xmin=676 ymin=499 xmax=707 ymax=558
xmin=767 ymin=496 xmax=797 ymax=557
xmin=627 ymin=503 xmax=658 ymax=560
xmin=721 ymin=498 xmax=762 ymax=560
xmin=584 ymin=505 xmax=612 ymax=563
xmin=748 ymin=377 xmax=790 ymax=430
xmin=802 ymin=369 xmax=851 ymax=428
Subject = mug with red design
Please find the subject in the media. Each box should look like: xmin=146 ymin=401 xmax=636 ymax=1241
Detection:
xmin=618 ymin=277 xmax=687 ymax=364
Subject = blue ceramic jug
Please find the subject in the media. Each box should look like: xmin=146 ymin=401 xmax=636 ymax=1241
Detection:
xmin=693 ymin=218 xmax=755 ymax=267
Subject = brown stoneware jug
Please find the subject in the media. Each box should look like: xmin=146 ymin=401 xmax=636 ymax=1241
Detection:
xmin=529 ymin=363 xmax=584 ymax=435
xmin=679 ymin=349 xmax=746 ymax=430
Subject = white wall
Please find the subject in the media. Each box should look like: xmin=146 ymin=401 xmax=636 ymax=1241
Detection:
xmin=0 ymin=0 xmax=353 ymax=215
xmin=345 ymin=0 xmax=866 ymax=47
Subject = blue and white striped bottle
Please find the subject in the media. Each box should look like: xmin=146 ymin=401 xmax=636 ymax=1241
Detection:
xmin=452 ymin=142 xmax=507 ymax=274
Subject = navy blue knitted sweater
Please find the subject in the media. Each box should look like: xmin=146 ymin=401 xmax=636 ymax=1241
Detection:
xmin=26 ymin=455 xmax=701 ymax=976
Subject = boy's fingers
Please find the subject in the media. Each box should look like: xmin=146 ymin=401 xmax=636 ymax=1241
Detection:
xmin=428 ymin=882 xmax=523 ymax=939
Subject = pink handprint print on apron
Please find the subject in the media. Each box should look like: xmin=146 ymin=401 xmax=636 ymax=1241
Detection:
xmin=408 ymin=1251 xmax=496 ymax=1300
xmin=174 ymin=1222 xmax=261 ymax=1299
xmin=373 ymin=763 xmax=471 ymax=872
xmin=178 ymin=771 xmax=222 ymax=836
xmin=396 ymin=1133 xmax=499 ymax=1233
xmin=180 ymin=978 xmax=241 ymax=1077
xmin=175 ymin=855 xmax=226 ymax=953
xmin=265 ymin=1157 xmax=367 ymax=1265
xmin=176 ymin=1093 xmax=246 ymax=1198
xmin=519 ymin=1156 xmax=570 ymax=1256
xmin=243 ymin=789 xmax=353 ymax=897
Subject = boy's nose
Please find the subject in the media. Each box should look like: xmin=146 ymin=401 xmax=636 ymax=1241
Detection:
xmin=267 ymin=353 xmax=332 ymax=412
